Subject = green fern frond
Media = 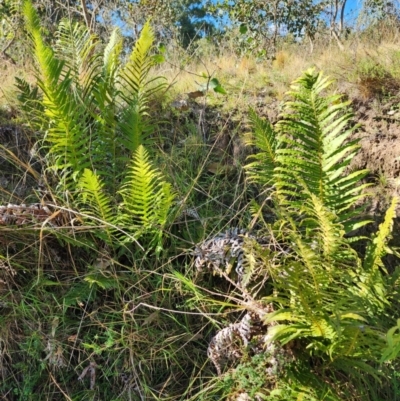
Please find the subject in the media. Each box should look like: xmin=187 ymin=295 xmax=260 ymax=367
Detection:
xmin=23 ymin=0 xmax=92 ymax=178
xmin=351 ymin=201 xmax=394 ymax=317
xmin=307 ymin=193 xmax=344 ymax=260
xmin=86 ymin=28 xmax=123 ymax=187
xmin=244 ymin=68 xmax=370 ymax=231
xmin=118 ymin=145 xmax=175 ymax=229
xmin=364 ymin=197 xmax=397 ymax=272
xmin=276 ymin=69 xmax=367 ymax=221
xmin=245 ymin=108 xmax=278 ymax=186
xmin=23 ymin=0 xmax=54 ymax=86
xmin=119 ymin=21 xmax=154 ymax=97
xmin=156 ymin=181 xmax=175 ymax=226
xmin=117 ymin=21 xmax=166 ymax=153
xmin=103 ymin=28 xmax=122 ymax=79
xmin=118 ymin=101 xmax=147 ymax=153
xmin=54 ymin=19 xmax=98 ymax=87
xmin=78 ymin=168 xmax=114 ymax=223
xmin=15 ymin=77 xmax=43 ymax=129
xmin=289 ymin=179 xmax=355 ymax=267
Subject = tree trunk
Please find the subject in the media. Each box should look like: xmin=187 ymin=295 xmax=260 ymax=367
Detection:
xmin=339 ymin=0 xmax=348 ymax=33
xmin=331 ymin=28 xmax=345 ymax=51
xmin=81 ymin=0 xmax=93 ymax=33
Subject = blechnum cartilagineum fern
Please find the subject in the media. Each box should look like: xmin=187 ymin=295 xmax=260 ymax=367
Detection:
xmin=22 ymin=0 xmax=163 ymax=178
xmin=203 ymin=69 xmax=400 ymax=400
xmin=18 ymin=0 xmax=173 ymax=249
xmin=247 ymin=69 xmax=370 ymax=233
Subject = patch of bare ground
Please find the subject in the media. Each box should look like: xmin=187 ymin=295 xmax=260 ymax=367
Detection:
xmin=349 ymin=95 xmax=400 ymax=214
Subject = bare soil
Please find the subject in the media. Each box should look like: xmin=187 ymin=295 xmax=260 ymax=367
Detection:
xmin=350 ymin=96 xmax=400 ymax=212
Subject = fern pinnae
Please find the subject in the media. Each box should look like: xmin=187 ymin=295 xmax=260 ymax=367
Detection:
xmin=15 ymin=77 xmax=44 ymax=129
xmin=245 ymin=109 xmax=278 ymax=186
xmin=308 ymin=193 xmax=345 ymax=262
xmin=323 ymin=112 xmax=354 ymax=140
xmin=118 ymin=101 xmax=145 ymax=153
xmin=278 ymin=70 xmax=368 ymax=229
xmin=324 ymin=143 xmax=360 ymax=175
xmin=118 ymin=21 xmax=154 ymax=98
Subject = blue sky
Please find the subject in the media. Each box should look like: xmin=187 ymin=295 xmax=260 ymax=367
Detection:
xmin=342 ymin=0 xmax=363 ymax=21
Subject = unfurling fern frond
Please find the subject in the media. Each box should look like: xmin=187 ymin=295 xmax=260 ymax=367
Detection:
xmin=118 ymin=145 xmax=175 ymax=232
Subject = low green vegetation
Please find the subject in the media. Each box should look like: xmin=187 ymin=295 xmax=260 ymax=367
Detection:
xmin=1 ymin=1 xmax=400 ymax=400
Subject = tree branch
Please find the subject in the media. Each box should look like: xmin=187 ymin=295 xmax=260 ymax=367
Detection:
xmin=81 ymin=0 xmax=93 ymax=34
xmin=1 ymin=36 xmax=16 ymax=65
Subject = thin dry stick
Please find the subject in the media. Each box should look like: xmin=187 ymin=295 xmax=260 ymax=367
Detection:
xmin=49 ymin=371 xmax=73 ymax=401
xmin=125 ymin=302 xmax=228 ymax=316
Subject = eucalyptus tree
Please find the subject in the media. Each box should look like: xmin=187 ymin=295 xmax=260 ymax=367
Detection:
xmin=210 ymin=0 xmax=326 ymax=55
xmin=208 ymin=0 xmax=371 ymax=53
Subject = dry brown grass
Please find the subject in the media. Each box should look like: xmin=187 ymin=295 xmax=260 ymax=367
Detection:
xmin=2 ymin=29 xmax=400 ymax=115
xmin=272 ymin=50 xmax=290 ymax=70
xmin=152 ymin=34 xmax=400 ymax=121
xmin=0 ymin=63 xmax=35 ymax=107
